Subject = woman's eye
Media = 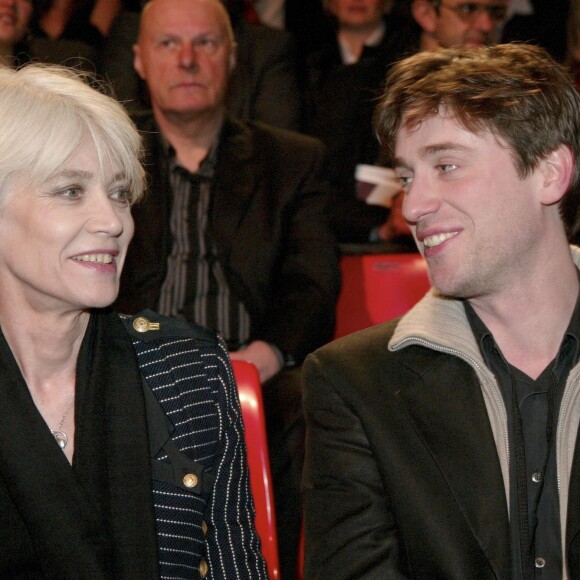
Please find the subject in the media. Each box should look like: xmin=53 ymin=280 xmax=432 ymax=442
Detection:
xmin=59 ymin=186 xmax=82 ymax=199
xmin=111 ymin=188 xmax=132 ymax=204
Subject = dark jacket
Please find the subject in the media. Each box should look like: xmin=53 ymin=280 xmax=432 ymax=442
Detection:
xmin=117 ymin=113 xmax=340 ymax=364
xmin=303 ymin=285 xmax=580 ymax=578
xmin=0 ymin=309 xmax=266 ymax=578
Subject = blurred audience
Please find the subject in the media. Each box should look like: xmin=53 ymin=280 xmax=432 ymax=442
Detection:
xmin=101 ymin=0 xmax=302 ymax=129
xmin=501 ymin=0 xmax=569 ymax=63
xmin=27 ymin=0 xmax=120 ymax=70
xmin=0 ymin=0 xmax=33 ymax=66
xmin=563 ymin=0 xmax=580 ymax=245
xmin=305 ymin=0 xmax=413 ymax=243
xmin=115 ymin=0 xmax=340 ymax=576
xmin=568 ymin=0 xmax=580 ymax=87
xmin=306 ymin=0 xmax=514 ymax=246
xmin=410 ymin=0 xmax=508 ymax=49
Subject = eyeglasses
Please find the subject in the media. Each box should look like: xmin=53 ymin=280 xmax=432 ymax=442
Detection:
xmin=432 ymin=1 xmax=508 ymax=22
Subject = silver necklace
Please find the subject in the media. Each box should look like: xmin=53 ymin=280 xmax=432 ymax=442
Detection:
xmin=51 ymin=395 xmax=75 ymax=451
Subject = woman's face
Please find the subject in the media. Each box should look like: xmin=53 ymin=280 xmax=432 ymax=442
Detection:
xmin=0 ymin=139 xmax=134 ymax=314
xmin=327 ymin=0 xmax=386 ymax=29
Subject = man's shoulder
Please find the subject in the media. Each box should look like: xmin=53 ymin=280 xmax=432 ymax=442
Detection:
xmin=312 ymin=320 xmax=400 ymax=363
xmin=307 ymin=317 xmax=447 ymax=383
xmin=228 ymin=116 xmax=323 ymax=149
xmin=225 ymin=117 xmax=326 ymax=161
xmin=118 ymin=309 xmax=218 ymax=345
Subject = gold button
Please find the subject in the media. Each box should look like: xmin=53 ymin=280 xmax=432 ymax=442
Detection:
xmin=201 ymin=520 xmax=208 ymax=536
xmin=199 ymin=559 xmax=208 ymax=578
xmin=183 ymin=473 xmax=198 ymax=488
xmin=132 ymin=317 xmax=160 ymax=333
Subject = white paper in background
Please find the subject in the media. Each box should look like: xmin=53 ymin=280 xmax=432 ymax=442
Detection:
xmin=355 ymin=164 xmax=402 ymax=208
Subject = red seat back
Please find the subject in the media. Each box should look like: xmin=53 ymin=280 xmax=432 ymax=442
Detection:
xmin=334 ymin=253 xmax=430 ymax=339
xmin=232 ymin=360 xmax=280 ymax=579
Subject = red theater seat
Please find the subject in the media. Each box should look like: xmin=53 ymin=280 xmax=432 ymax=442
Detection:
xmin=232 ymin=360 xmax=279 ymax=579
xmin=334 ymin=252 xmax=430 ymax=339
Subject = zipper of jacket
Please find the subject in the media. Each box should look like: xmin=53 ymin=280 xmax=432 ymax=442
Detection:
xmin=391 ymin=336 xmax=511 ymax=496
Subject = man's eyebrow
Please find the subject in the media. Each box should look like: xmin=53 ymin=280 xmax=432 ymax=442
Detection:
xmin=419 ymin=142 xmax=474 ymax=158
xmin=393 ymin=157 xmax=411 ymax=170
xmin=394 ymin=142 xmax=475 ymax=168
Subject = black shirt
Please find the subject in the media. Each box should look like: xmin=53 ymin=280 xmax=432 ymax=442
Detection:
xmin=465 ymin=291 xmax=580 ymax=579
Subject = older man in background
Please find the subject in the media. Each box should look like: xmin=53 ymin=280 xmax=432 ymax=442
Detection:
xmin=116 ymin=0 xmax=340 ymax=576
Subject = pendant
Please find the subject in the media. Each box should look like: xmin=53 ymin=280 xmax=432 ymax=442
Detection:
xmin=51 ymin=430 xmax=68 ymax=450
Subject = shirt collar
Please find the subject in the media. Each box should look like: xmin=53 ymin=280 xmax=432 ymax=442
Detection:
xmin=163 ymin=131 xmax=220 ymax=180
xmin=338 ymin=20 xmax=385 ymax=64
xmin=464 ymin=273 xmax=580 ymax=374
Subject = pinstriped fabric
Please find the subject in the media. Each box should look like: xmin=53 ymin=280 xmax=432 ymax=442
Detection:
xmin=132 ymin=333 xmax=268 ymax=579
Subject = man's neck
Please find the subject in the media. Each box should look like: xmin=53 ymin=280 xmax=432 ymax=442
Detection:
xmin=153 ymin=107 xmax=225 ymax=173
xmin=419 ymin=31 xmax=440 ymax=52
xmin=468 ymin=249 xmax=579 ymax=379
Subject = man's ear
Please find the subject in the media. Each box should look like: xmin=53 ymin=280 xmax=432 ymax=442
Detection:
xmin=228 ymin=42 xmax=237 ymax=73
xmin=133 ymin=43 xmax=146 ymax=80
xmin=411 ymin=0 xmax=438 ymax=33
xmin=538 ymin=144 xmax=575 ymax=206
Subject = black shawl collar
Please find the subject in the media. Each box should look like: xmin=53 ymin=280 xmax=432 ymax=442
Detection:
xmin=0 ymin=310 xmax=159 ymax=578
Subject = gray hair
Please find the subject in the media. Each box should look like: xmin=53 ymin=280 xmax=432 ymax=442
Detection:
xmin=0 ymin=64 xmax=144 ymax=205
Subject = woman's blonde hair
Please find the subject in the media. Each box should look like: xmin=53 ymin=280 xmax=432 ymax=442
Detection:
xmin=0 ymin=64 xmax=144 ymax=204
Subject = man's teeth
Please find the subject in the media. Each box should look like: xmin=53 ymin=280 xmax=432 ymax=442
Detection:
xmin=423 ymin=232 xmax=457 ymax=248
xmin=73 ymin=254 xmax=113 ymax=264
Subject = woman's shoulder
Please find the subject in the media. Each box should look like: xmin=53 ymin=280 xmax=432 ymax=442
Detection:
xmin=118 ymin=309 xmax=219 ymax=346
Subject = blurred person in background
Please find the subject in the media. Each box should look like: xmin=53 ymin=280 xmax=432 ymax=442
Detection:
xmin=27 ymin=0 xmax=121 ymax=71
xmin=0 ymin=0 xmax=33 ymax=66
xmin=116 ymin=0 xmax=340 ymax=576
xmin=102 ymin=0 xmax=302 ymax=129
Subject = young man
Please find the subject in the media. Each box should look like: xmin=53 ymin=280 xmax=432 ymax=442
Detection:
xmin=303 ymin=44 xmax=580 ymax=578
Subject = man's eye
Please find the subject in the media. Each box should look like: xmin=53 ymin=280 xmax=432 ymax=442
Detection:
xmin=458 ymin=3 xmax=478 ymax=14
xmin=399 ymin=176 xmax=413 ymax=188
xmin=438 ymin=163 xmax=458 ymax=173
xmin=160 ymin=38 xmax=177 ymax=48
xmin=195 ymin=36 xmax=221 ymax=53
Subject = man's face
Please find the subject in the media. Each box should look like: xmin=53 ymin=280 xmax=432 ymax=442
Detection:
xmin=0 ymin=0 xmax=33 ymax=52
xmin=133 ymin=0 xmax=236 ymax=120
xmin=413 ymin=0 xmax=508 ymax=48
xmin=394 ymin=112 xmax=547 ymax=300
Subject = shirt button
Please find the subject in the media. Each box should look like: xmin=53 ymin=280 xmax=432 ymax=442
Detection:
xmin=535 ymin=557 xmax=546 ymax=568
xmin=199 ymin=559 xmax=209 ymax=578
xmin=532 ymin=472 xmax=542 ymax=483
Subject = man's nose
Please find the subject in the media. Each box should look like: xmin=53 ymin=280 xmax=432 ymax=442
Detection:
xmin=471 ymin=7 xmax=495 ymax=32
xmin=403 ymin=177 xmax=442 ymax=225
xmin=178 ymin=43 xmax=198 ymax=69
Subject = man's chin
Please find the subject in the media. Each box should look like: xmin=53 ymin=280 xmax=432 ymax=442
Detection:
xmin=463 ymin=37 xmax=491 ymax=48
